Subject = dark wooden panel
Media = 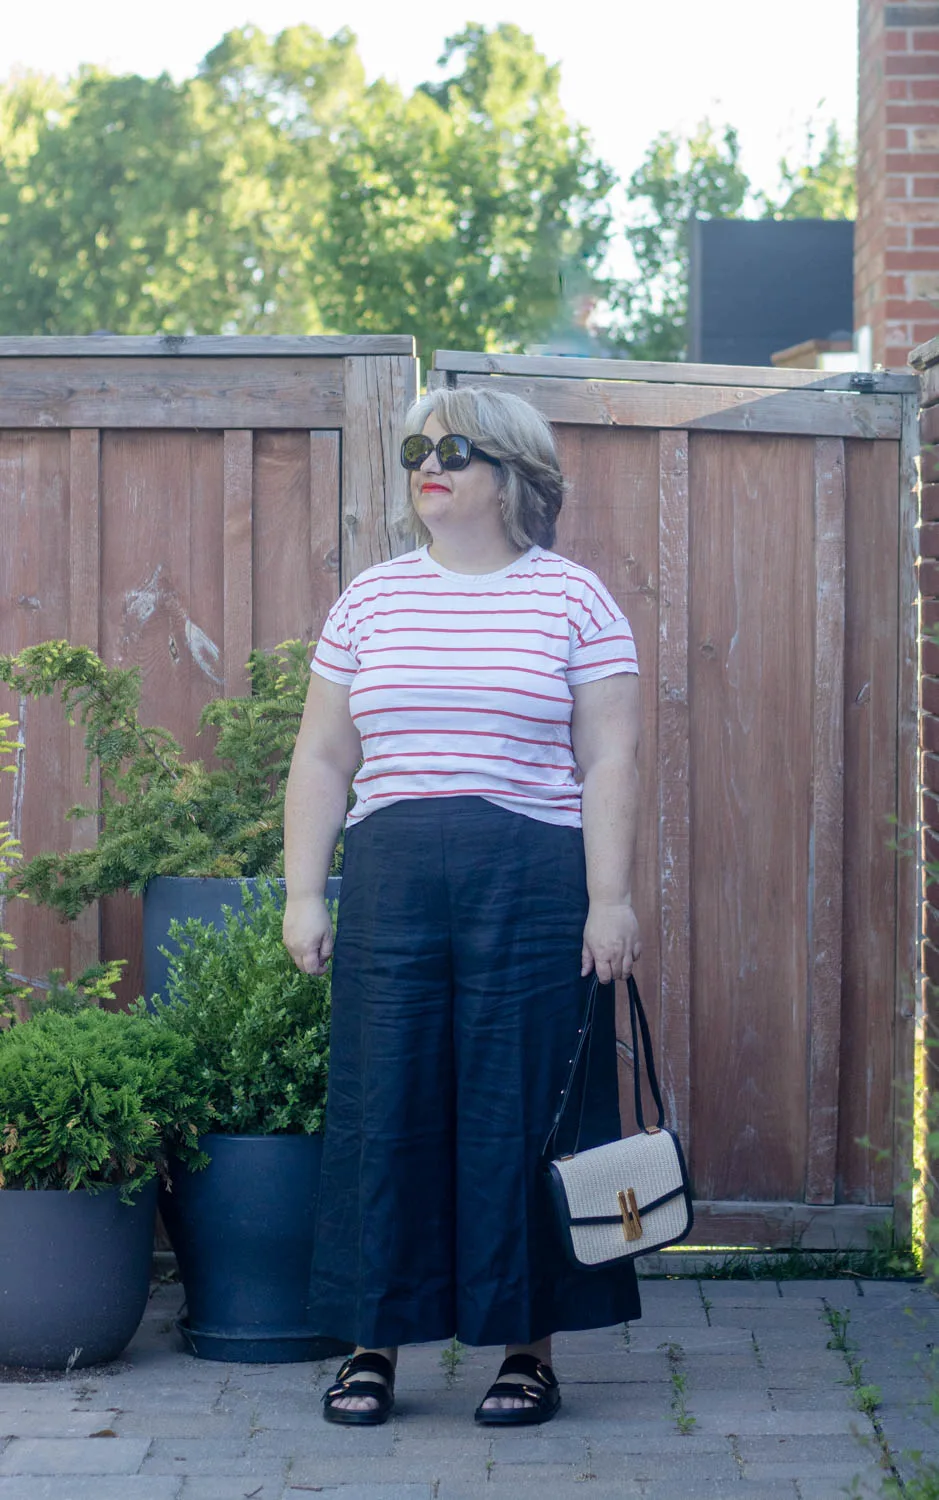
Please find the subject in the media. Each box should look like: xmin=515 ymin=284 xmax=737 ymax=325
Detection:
xmin=452 ymin=373 xmax=903 ymax=439
xmin=657 ymin=431 xmax=692 ymax=1151
xmin=838 ymin=439 xmax=902 ymax=1206
xmin=435 ymin=349 xmax=918 ymax=395
xmin=688 ymin=434 xmax=815 ymax=1201
xmin=252 ymin=431 xmax=340 ymax=653
xmin=552 ymin=426 xmax=662 ymax=1132
xmin=67 ymin=430 xmax=102 ymax=980
xmin=223 ymin=432 xmax=253 ymax=699
xmin=0 ymin=359 xmax=343 ymax=429
xmin=0 ymin=432 xmax=73 ymax=986
xmin=805 ymin=439 xmax=846 ymax=1204
xmin=98 ymin=431 xmax=225 ymax=1003
xmin=341 ymin=355 xmax=418 ymax=584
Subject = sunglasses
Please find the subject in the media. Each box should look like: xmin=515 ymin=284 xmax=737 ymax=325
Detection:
xmin=400 ymin=433 xmax=500 ymax=472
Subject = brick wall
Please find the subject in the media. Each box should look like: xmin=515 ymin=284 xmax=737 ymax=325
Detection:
xmin=857 ymin=1 xmax=939 ymax=366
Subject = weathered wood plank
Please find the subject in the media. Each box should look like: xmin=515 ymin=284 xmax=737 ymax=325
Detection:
xmin=309 ymin=431 xmax=342 ymax=640
xmin=67 ymin=430 xmax=102 ymax=978
xmin=805 ymin=438 xmax=846 ymax=1205
xmin=436 ymin=348 xmax=919 ymax=395
xmin=839 ymin=440 xmax=902 ymax=1208
xmin=0 ymin=358 xmax=344 ymax=428
xmin=223 ymin=431 xmax=254 ymax=699
xmin=895 ymin=392 xmax=921 ymax=1246
xmin=451 ymin=373 xmax=903 ymax=439
xmin=250 ymin=432 xmax=341 ymax=654
xmin=657 ymin=430 xmax=692 ymax=1150
xmin=909 ymin=333 xmax=939 ymax=370
xmin=665 ymin=1201 xmax=893 ymax=1252
xmin=0 ymin=335 xmax=415 ymax=358
xmin=341 ymin=354 xmax=418 ymax=586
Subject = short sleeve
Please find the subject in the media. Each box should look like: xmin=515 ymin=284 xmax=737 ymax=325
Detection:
xmin=566 ymin=575 xmax=639 ymax=686
xmin=311 ymin=595 xmax=359 ymax=686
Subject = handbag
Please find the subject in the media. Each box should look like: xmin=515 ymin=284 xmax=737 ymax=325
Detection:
xmin=544 ymin=973 xmax=694 ymax=1267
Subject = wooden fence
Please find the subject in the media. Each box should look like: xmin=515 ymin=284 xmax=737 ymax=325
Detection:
xmin=0 ymin=337 xmax=920 ymax=1250
xmin=0 ymin=335 xmax=417 ymax=1004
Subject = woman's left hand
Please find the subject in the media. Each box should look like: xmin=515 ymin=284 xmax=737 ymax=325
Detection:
xmin=581 ymin=901 xmax=641 ymax=983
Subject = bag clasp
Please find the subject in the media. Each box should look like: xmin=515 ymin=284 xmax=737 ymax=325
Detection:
xmin=617 ymin=1187 xmax=642 ymax=1242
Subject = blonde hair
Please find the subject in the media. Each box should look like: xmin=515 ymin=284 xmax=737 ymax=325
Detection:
xmin=397 ymin=385 xmax=565 ymax=549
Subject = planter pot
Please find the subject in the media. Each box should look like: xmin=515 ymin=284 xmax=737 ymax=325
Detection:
xmin=142 ymin=875 xmax=341 ymax=1003
xmin=0 ymin=1180 xmax=158 ymax=1370
xmin=159 ymin=1132 xmax=349 ymax=1363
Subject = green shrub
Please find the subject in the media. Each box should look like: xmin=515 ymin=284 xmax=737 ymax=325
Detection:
xmin=142 ymin=880 xmax=331 ymax=1135
xmin=0 ymin=638 xmax=332 ymax=920
xmin=0 ymin=1006 xmax=211 ymax=1200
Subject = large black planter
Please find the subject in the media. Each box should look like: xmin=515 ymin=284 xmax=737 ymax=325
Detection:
xmin=0 ymin=1181 xmax=158 ymax=1370
xmin=159 ymin=1132 xmax=349 ymax=1363
xmin=142 ymin=875 xmax=342 ymax=1003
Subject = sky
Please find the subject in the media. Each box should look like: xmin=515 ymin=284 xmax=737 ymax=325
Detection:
xmin=3 ymin=0 xmax=858 ymax=207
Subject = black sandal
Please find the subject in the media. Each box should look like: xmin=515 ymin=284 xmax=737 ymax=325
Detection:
xmin=473 ymin=1353 xmax=561 ymax=1426
xmin=322 ymin=1351 xmax=396 ymax=1426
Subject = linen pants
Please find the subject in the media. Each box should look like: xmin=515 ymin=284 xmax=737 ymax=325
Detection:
xmin=308 ymin=795 xmax=642 ymax=1348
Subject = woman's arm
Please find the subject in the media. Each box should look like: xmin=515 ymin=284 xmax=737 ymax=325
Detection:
xmin=282 ymin=673 xmax=362 ymax=976
xmin=570 ymin=672 xmax=641 ymax=983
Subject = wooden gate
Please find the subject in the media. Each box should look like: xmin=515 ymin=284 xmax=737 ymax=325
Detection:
xmin=430 ymin=351 xmax=920 ymax=1251
xmin=0 ymin=335 xmax=417 ymax=1003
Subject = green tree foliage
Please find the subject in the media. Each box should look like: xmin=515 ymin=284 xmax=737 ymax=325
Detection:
xmin=762 ymin=120 xmax=857 ymax=221
xmin=0 ymin=24 xmax=613 ymax=354
xmin=610 ymin=121 xmax=751 ymax=362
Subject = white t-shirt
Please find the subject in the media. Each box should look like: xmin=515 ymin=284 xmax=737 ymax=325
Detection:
xmin=311 ymin=545 xmax=639 ymax=828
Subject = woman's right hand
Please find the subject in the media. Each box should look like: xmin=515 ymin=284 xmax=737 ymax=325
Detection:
xmin=283 ymin=896 xmax=334 ymax=976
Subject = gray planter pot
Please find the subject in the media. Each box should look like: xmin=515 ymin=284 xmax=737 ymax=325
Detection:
xmin=142 ymin=875 xmax=341 ymax=1003
xmin=0 ymin=1181 xmax=158 ymax=1370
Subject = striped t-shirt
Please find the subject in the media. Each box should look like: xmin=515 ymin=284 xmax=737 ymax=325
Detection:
xmin=311 ymin=545 xmax=639 ymax=829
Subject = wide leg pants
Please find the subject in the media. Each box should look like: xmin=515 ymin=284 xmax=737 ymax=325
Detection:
xmin=308 ymin=796 xmax=642 ymax=1348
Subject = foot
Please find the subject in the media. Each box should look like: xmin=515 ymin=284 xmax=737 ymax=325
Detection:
xmin=479 ymin=1340 xmax=555 ymax=1415
xmin=325 ymin=1347 xmax=396 ymax=1416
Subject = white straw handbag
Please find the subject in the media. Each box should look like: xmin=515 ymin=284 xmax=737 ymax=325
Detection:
xmin=544 ymin=975 xmax=693 ymax=1267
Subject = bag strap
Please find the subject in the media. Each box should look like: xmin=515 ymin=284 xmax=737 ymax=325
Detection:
xmin=542 ymin=972 xmax=666 ymax=1160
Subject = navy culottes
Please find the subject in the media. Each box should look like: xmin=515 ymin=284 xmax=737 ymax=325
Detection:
xmin=308 ymin=796 xmax=642 ymax=1348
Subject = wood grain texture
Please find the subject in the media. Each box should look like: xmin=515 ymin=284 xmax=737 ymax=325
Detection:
xmin=552 ymin=426 xmax=662 ymax=1132
xmin=679 ymin=1200 xmax=893 ymax=1250
xmin=67 ymin=430 xmax=102 ymax=978
xmin=838 ymin=440 xmax=902 ymax=1207
xmin=223 ymin=431 xmax=253 ymax=699
xmin=341 ymin=354 xmax=418 ymax=585
xmin=805 ymin=438 xmax=846 ymax=1204
xmin=0 ymin=433 xmax=73 ymax=985
xmin=657 ymin=430 xmax=692 ymax=1152
xmin=688 ymin=433 xmax=814 ymax=1202
xmin=452 ymin=373 xmax=902 ymax=439
xmin=0 ymin=335 xmax=415 ymax=358
xmin=0 ymin=358 xmax=343 ymax=429
xmin=436 ymin=349 xmax=919 ymax=395
xmin=250 ymin=432 xmax=341 ymax=653
xmin=895 ymin=392 xmax=922 ymax=1244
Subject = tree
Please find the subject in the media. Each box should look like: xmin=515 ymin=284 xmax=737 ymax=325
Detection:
xmin=761 ymin=120 xmax=857 ymax=220
xmin=0 ymin=24 xmax=614 ymax=355
xmin=609 ymin=121 xmax=750 ymax=362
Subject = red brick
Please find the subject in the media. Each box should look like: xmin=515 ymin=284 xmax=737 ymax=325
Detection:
xmin=888 ymin=175 xmax=913 ymax=196
xmin=888 ymin=128 xmax=910 ymax=150
xmin=888 ymin=27 xmax=910 ymax=50
xmin=888 ymin=104 xmax=939 ymax=122
xmin=887 ymin=226 xmax=911 ymax=246
xmin=914 ymin=227 xmax=939 ymax=243
xmin=913 ymin=321 xmax=939 ymax=338
xmin=913 ymin=79 xmax=939 ymax=98
xmin=914 ymin=176 xmax=939 ymax=194
xmin=885 ymin=249 xmax=939 ymax=267
xmin=889 ymin=79 xmax=911 ymax=99
xmin=888 ymin=152 xmax=939 ymax=170
xmin=888 ymin=273 xmax=908 ymax=295
xmin=887 ymin=298 xmax=939 ymax=315
xmin=888 ymin=53 xmax=939 ymax=74
xmin=914 ymin=30 xmax=939 ymax=50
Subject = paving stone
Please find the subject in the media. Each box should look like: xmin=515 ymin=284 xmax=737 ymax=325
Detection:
xmin=140 ymin=1439 xmax=272 ymax=1478
xmin=642 ymin=1484 xmax=798 ymax=1500
xmin=745 ymin=1461 xmax=884 ymax=1484
xmin=767 ymin=1385 xmax=857 ymax=1410
xmin=737 ymin=1432 xmax=873 ymax=1462
xmin=797 ymin=1479 xmax=884 ymax=1500
xmin=115 ymin=1415 xmax=251 ymax=1441
xmin=488 ymin=1435 xmax=585 ymax=1464
xmin=179 ymin=1483 xmax=284 ymax=1500
xmin=590 ymin=1450 xmax=741 ymax=1483
xmin=777 ymin=1280 xmax=861 ymax=1301
xmin=0 ymin=1436 xmax=152 ymax=1475
xmin=277 ymin=1455 xmax=486 ymax=1487
xmin=0 ymin=1411 xmax=125 ymax=1439
xmin=0 ymin=1482 xmax=181 ymax=1500
xmin=626 ymin=1325 xmax=755 ymax=1353
xmin=695 ymin=1282 xmax=783 ymax=1302
xmin=435 ymin=1485 xmax=645 ymax=1500
xmin=585 ymin=1430 xmax=730 ymax=1455
xmin=289 ymin=1488 xmax=433 ymax=1500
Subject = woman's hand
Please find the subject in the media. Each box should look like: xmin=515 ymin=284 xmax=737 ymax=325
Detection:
xmin=581 ymin=901 xmax=641 ymax=983
xmin=283 ymin=896 xmax=334 ymax=976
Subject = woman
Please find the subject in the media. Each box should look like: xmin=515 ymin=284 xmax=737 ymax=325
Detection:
xmin=283 ymin=384 xmax=641 ymax=1428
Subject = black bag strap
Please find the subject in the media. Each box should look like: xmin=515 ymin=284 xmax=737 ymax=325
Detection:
xmin=542 ymin=972 xmax=666 ymax=1160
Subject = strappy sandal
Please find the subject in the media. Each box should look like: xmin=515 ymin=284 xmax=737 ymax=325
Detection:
xmin=473 ymin=1352 xmax=561 ymax=1426
xmin=322 ymin=1350 xmax=396 ymax=1426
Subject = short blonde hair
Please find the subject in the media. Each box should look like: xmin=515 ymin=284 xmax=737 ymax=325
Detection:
xmin=397 ymin=385 xmax=565 ymax=549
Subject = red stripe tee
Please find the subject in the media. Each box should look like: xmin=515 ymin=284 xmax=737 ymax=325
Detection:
xmin=311 ymin=544 xmax=639 ymax=828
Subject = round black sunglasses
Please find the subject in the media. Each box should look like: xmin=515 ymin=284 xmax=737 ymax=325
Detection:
xmin=400 ymin=433 xmax=500 ymax=472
